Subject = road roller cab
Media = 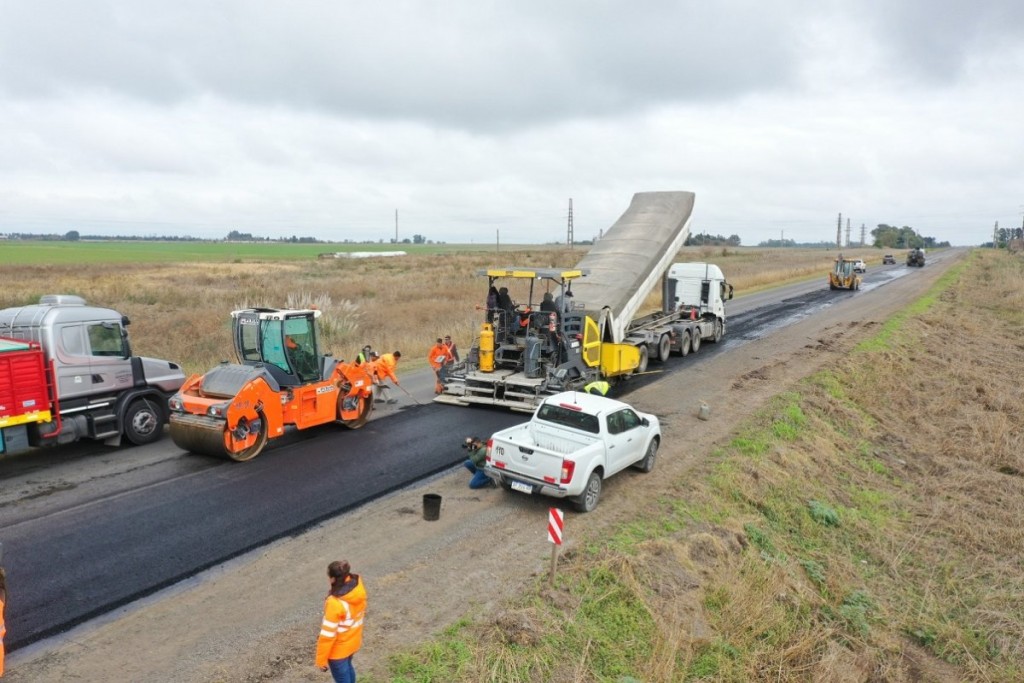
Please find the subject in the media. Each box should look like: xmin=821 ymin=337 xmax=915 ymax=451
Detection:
xmin=168 ymin=307 xmax=375 ymax=461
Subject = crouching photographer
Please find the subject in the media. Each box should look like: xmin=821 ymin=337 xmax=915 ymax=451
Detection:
xmin=462 ymin=436 xmax=495 ymax=489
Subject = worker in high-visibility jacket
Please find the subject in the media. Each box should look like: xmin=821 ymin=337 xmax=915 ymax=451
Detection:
xmin=1 ymin=565 xmax=7 ymax=678
xmin=316 ymin=560 xmax=367 ymax=683
xmin=428 ymin=338 xmax=454 ymax=394
xmin=584 ymin=380 xmax=610 ymax=396
xmin=368 ymin=351 xmax=400 ymax=404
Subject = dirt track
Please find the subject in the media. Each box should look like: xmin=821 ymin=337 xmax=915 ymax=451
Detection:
xmin=5 ymin=255 xmax=961 ymax=683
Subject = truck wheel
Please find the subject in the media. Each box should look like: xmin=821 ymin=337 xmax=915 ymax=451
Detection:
xmin=573 ymin=471 xmax=602 ymax=513
xmin=691 ymin=331 xmax=701 ymax=354
xmin=633 ymin=437 xmax=658 ymax=473
xmin=637 ymin=345 xmax=649 ymax=373
xmin=123 ymin=398 xmax=163 ymax=446
xmin=712 ymin=320 xmax=723 ymax=343
xmin=679 ymin=332 xmax=691 ymax=357
xmin=657 ymin=334 xmax=671 ymax=362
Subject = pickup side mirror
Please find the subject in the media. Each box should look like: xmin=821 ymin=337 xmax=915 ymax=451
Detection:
xmin=641 ymin=417 xmax=650 ymax=427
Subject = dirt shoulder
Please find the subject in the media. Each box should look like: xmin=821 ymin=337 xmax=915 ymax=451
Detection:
xmin=5 ymin=257 xmax=961 ymax=683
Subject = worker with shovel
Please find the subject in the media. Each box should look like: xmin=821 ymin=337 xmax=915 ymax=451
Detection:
xmin=370 ymin=351 xmax=401 ymax=404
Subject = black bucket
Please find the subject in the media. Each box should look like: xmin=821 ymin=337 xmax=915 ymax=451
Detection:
xmin=422 ymin=493 xmax=442 ymax=521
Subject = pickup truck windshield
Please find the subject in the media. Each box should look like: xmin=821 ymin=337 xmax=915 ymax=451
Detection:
xmin=536 ymin=404 xmax=600 ymax=434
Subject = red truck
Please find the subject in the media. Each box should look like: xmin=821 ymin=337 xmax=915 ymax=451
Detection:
xmin=0 ymin=338 xmax=53 ymax=453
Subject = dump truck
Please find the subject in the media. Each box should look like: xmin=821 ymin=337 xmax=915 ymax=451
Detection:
xmin=167 ymin=306 xmax=375 ymax=461
xmin=0 ymin=295 xmax=185 ymax=456
xmin=907 ymin=248 xmax=926 ymax=267
xmin=435 ymin=191 xmax=733 ymax=411
xmin=828 ymin=254 xmax=862 ymax=291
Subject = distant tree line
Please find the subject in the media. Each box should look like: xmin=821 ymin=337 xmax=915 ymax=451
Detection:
xmin=756 ymin=225 xmax=953 ymax=249
xmin=757 ymin=239 xmax=842 ymax=248
xmin=871 ymin=224 xmax=950 ymax=249
xmin=685 ymin=233 xmax=741 ymax=247
xmin=2 ymin=230 xmax=332 ymax=243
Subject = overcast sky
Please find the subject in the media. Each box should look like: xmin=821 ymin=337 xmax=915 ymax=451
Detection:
xmin=1 ymin=1 xmax=1022 ymax=246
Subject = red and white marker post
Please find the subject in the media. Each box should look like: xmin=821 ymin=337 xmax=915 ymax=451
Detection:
xmin=548 ymin=507 xmax=564 ymax=586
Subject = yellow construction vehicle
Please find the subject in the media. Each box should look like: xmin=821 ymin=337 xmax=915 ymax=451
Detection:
xmin=828 ymin=254 xmax=862 ymax=291
xmin=167 ymin=307 xmax=374 ymax=461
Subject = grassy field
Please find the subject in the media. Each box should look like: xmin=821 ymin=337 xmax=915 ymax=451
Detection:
xmin=377 ymin=250 xmax=1024 ymax=682
xmin=0 ymin=240 xmax=505 ymax=265
xmin=0 ymin=243 xmax=886 ymax=376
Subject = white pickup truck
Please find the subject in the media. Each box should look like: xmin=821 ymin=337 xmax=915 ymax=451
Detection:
xmin=484 ymin=391 xmax=660 ymax=512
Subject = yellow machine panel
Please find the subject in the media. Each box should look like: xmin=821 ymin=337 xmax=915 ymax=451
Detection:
xmin=599 ymin=343 xmax=642 ymax=377
xmin=582 ymin=316 xmax=601 ymax=367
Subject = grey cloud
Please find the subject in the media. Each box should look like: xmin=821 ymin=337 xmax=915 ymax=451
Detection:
xmin=1 ymin=1 xmax=804 ymax=129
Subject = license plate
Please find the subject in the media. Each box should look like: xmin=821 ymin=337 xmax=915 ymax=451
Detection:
xmin=510 ymin=480 xmax=533 ymax=494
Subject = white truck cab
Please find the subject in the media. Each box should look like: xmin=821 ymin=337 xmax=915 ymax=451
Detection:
xmin=666 ymin=262 xmax=731 ymax=320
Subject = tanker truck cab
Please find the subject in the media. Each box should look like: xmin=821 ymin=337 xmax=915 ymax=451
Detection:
xmin=0 ymin=294 xmax=186 ymax=455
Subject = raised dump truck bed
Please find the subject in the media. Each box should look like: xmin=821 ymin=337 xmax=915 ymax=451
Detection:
xmin=570 ymin=192 xmax=694 ymax=343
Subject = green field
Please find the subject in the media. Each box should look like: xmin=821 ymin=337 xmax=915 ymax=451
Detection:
xmin=0 ymin=240 xmax=511 ymax=264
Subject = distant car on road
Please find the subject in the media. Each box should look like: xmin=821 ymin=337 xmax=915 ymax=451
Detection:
xmin=853 ymin=259 xmax=867 ymax=273
xmin=882 ymin=254 xmax=896 ymax=265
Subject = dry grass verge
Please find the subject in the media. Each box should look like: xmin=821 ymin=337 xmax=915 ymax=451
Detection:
xmin=380 ymin=250 xmax=1024 ymax=682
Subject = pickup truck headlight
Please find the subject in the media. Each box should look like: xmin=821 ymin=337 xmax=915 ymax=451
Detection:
xmin=168 ymin=396 xmax=183 ymax=412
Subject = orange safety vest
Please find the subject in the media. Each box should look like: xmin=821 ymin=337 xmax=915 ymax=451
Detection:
xmin=316 ymin=576 xmax=367 ymax=667
xmin=377 ymin=354 xmax=399 ymax=382
xmin=428 ymin=344 xmax=452 ymax=370
xmin=372 ymin=358 xmax=397 ymax=384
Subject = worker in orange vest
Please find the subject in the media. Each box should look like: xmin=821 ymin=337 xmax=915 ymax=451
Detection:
xmin=367 ymin=351 xmax=400 ymax=404
xmin=316 ymin=560 xmax=367 ymax=683
xmin=428 ymin=338 xmax=454 ymax=394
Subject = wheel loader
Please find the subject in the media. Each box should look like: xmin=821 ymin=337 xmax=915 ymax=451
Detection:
xmin=828 ymin=254 xmax=862 ymax=291
xmin=167 ymin=307 xmax=374 ymax=461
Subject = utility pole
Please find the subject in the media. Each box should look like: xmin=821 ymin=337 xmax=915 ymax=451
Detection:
xmin=845 ymin=218 xmax=851 ymax=247
xmin=836 ymin=213 xmax=842 ymax=248
xmin=860 ymin=223 xmax=866 ymax=246
xmin=994 ymin=221 xmax=999 ymax=248
xmin=567 ymin=198 xmax=574 ymax=250
xmin=780 ymin=229 xmax=784 ymax=246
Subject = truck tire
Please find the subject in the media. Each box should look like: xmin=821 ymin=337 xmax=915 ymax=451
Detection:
xmin=657 ymin=334 xmax=671 ymax=362
xmin=690 ymin=331 xmax=701 ymax=354
xmin=573 ymin=471 xmax=602 ymax=513
xmin=637 ymin=345 xmax=649 ymax=373
xmin=633 ymin=437 xmax=658 ymax=473
xmin=679 ymin=332 xmax=691 ymax=357
xmin=123 ymin=398 xmax=164 ymax=446
xmin=712 ymin=319 xmax=723 ymax=343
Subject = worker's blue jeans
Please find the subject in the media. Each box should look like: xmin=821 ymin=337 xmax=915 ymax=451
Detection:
xmin=463 ymin=460 xmax=492 ymax=488
xmin=328 ymin=655 xmax=356 ymax=683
